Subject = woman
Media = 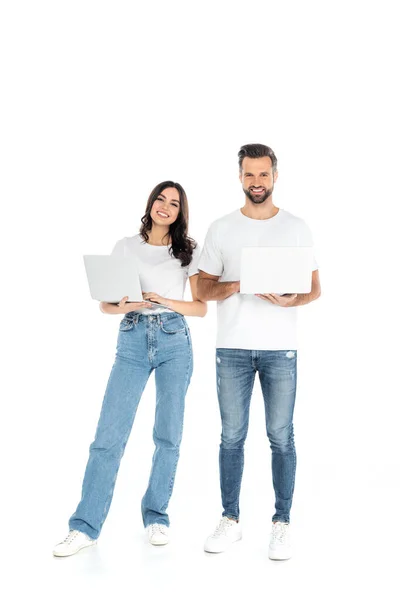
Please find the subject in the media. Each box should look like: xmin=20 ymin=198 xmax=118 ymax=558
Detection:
xmin=53 ymin=181 xmax=206 ymax=557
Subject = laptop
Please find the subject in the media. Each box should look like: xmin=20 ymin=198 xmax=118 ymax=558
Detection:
xmin=240 ymin=246 xmax=313 ymax=295
xmin=83 ymin=255 xmax=171 ymax=309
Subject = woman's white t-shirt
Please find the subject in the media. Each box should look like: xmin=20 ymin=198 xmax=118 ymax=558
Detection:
xmin=111 ymin=234 xmax=201 ymax=314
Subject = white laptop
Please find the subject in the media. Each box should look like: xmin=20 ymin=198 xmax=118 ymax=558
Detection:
xmin=240 ymin=247 xmax=313 ymax=295
xmin=83 ymin=255 xmax=171 ymax=309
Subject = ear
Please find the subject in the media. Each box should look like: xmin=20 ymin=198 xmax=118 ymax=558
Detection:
xmin=273 ymin=169 xmax=279 ymax=183
xmin=239 ymin=169 xmax=243 ymax=184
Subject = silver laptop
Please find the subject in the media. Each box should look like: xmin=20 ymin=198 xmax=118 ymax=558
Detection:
xmin=83 ymin=255 xmax=170 ymax=309
xmin=240 ymin=247 xmax=313 ymax=294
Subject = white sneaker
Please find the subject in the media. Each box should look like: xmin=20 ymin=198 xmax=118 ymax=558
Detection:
xmin=53 ymin=530 xmax=96 ymax=557
xmin=268 ymin=521 xmax=292 ymax=560
xmin=147 ymin=523 xmax=169 ymax=546
xmin=204 ymin=517 xmax=242 ymax=553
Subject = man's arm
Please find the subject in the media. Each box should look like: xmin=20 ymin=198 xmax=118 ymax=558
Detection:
xmin=257 ymin=270 xmax=321 ymax=307
xmin=290 ymin=269 xmax=321 ymax=306
xmin=197 ymin=270 xmax=240 ymax=301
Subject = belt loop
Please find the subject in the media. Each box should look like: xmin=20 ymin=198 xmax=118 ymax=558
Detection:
xmin=156 ymin=314 xmax=161 ymax=326
xmin=134 ymin=313 xmax=140 ymax=325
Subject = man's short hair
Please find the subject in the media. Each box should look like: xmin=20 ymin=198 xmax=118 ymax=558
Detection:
xmin=238 ymin=144 xmax=278 ymax=172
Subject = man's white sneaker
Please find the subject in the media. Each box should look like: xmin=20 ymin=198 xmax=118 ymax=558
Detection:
xmin=268 ymin=521 xmax=292 ymax=560
xmin=53 ymin=530 xmax=96 ymax=557
xmin=204 ymin=517 xmax=242 ymax=553
xmin=147 ymin=523 xmax=169 ymax=546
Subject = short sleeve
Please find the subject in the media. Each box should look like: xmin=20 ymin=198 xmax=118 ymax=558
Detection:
xmin=298 ymin=221 xmax=318 ymax=271
xmin=188 ymin=242 xmax=202 ymax=277
xmin=197 ymin=223 xmax=223 ymax=276
xmin=111 ymin=238 xmax=126 ymax=256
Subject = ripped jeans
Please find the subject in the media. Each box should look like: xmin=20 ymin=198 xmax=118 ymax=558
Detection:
xmin=216 ymin=348 xmax=297 ymax=523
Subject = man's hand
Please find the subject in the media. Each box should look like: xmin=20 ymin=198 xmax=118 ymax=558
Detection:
xmin=232 ymin=281 xmax=241 ymax=294
xmin=255 ymin=293 xmax=297 ymax=307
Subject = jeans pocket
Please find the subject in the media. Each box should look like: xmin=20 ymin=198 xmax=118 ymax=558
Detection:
xmin=119 ymin=317 xmax=135 ymax=332
xmin=160 ymin=315 xmax=186 ymax=334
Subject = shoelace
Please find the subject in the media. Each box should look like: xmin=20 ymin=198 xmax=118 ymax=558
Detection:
xmin=211 ymin=517 xmax=235 ymax=538
xmin=271 ymin=522 xmax=289 ymax=544
xmin=150 ymin=524 xmax=167 ymax=536
xmin=63 ymin=530 xmax=80 ymax=545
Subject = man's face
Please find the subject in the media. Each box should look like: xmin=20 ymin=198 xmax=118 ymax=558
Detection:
xmin=240 ymin=156 xmax=278 ymax=204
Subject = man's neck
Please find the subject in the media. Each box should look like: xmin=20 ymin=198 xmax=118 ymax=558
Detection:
xmin=240 ymin=199 xmax=279 ymax=221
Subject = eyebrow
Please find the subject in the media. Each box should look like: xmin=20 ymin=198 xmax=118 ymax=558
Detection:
xmin=158 ymin=193 xmax=180 ymax=203
xmin=244 ymin=171 xmax=270 ymax=176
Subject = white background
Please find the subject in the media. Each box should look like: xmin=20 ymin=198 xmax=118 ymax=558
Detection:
xmin=1 ymin=1 xmax=399 ymax=598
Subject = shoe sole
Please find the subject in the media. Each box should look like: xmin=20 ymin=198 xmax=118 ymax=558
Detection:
xmin=149 ymin=539 xmax=169 ymax=546
xmin=268 ymin=549 xmax=292 ymax=561
xmin=204 ymin=533 xmax=242 ymax=553
xmin=53 ymin=541 xmax=97 ymax=557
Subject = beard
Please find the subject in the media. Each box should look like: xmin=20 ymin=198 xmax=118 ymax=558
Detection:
xmin=243 ymin=185 xmax=274 ymax=204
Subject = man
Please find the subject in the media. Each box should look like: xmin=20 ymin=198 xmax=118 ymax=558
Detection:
xmin=197 ymin=143 xmax=321 ymax=560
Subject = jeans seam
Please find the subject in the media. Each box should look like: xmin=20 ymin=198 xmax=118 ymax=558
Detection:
xmin=99 ymin=433 xmax=130 ymax=531
xmin=151 ymin=323 xmax=193 ymax=517
xmin=159 ymin=357 xmax=191 ymax=513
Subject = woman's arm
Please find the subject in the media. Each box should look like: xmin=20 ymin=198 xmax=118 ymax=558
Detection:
xmin=99 ymin=298 xmax=153 ymax=315
xmin=143 ymin=274 xmax=207 ymax=317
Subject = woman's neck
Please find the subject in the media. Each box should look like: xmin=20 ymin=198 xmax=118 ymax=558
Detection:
xmin=146 ymin=224 xmax=171 ymax=246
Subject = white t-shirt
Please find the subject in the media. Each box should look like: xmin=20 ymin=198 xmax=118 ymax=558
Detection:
xmin=198 ymin=208 xmax=318 ymax=350
xmin=111 ymin=234 xmax=201 ymax=314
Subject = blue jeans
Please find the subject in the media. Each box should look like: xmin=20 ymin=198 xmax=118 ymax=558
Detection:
xmin=216 ymin=348 xmax=297 ymax=523
xmin=69 ymin=312 xmax=193 ymax=539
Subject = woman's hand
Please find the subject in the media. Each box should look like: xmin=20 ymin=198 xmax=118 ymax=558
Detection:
xmin=142 ymin=292 xmax=171 ymax=307
xmin=117 ymin=296 xmax=153 ymax=313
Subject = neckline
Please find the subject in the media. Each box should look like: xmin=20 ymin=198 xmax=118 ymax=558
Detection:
xmin=145 ymin=242 xmax=171 ymax=247
xmin=139 ymin=235 xmax=171 ymax=248
xmin=239 ymin=207 xmax=282 ymax=222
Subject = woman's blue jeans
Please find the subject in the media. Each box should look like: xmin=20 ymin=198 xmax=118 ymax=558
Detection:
xmin=69 ymin=312 xmax=193 ymax=539
xmin=216 ymin=348 xmax=297 ymax=524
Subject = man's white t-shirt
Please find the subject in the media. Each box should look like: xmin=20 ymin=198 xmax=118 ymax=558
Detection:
xmin=111 ymin=234 xmax=201 ymax=314
xmin=198 ymin=208 xmax=318 ymax=350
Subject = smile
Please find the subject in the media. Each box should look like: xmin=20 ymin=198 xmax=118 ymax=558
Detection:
xmin=156 ymin=211 xmax=170 ymax=218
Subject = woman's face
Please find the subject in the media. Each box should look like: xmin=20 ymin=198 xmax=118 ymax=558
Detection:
xmin=150 ymin=187 xmax=181 ymax=227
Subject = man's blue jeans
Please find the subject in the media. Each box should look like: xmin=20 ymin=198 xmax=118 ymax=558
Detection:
xmin=69 ymin=312 xmax=193 ymax=539
xmin=216 ymin=348 xmax=297 ymax=523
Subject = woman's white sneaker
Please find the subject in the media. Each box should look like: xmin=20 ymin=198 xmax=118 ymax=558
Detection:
xmin=147 ymin=523 xmax=169 ymax=545
xmin=268 ymin=521 xmax=292 ymax=560
xmin=53 ymin=530 xmax=96 ymax=557
xmin=204 ymin=517 xmax=242 ymax=553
